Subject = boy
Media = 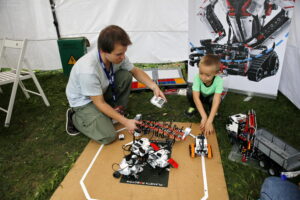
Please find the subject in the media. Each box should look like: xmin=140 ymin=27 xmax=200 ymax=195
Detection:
xmin=186 ymin=54 xmax=223 ymax=135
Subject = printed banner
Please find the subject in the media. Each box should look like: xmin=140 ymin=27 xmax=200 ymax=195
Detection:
xmin=188 ymin=0 xmax=295 ymax=97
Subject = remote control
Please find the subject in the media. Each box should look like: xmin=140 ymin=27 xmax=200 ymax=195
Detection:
xmin=150 ymin=96 xmax=166 ymax=108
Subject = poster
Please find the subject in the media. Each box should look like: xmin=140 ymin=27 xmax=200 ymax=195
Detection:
xmin=188 ymin=0 xmax=295 ymax=97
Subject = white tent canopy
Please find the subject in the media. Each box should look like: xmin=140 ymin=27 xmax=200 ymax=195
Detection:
xmin=0 ymin=0 xmax=299 ymax=109
xmin=0 ymin=0 xmax=188 ymax=70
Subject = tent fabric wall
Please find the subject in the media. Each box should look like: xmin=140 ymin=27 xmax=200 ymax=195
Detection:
xmin=0 ymin=0 xmax=188 ymax=70
xmin=0 ymin=0 xmax=60 ymax=70
xmin=279 ymin=0 xmax=300 ymax=109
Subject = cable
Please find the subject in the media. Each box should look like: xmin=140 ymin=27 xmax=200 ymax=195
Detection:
xmin=112 ymin=163 xmax=120 ymax=172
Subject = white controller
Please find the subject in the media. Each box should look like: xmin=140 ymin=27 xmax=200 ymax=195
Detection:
xmin=150 ymin=96 xmax=166 ymax=108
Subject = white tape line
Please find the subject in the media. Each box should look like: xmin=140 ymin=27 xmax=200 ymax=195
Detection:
xmin=201 ymin=155 xmax=209 ymax=200
xmin=80 ymin=144 xmax=104 ymax=200
xmin=79 ymin=127 xmax=125 ymax=200
xmin=116 ymin=127 xmax=126 ymax=133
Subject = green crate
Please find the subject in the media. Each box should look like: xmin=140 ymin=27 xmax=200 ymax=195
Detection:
xmin=57 ymin=37 xmax=90 ymax=76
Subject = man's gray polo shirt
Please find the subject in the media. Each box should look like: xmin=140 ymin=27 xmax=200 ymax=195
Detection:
xmin=66 ymin=48 xmax=134 ymax=107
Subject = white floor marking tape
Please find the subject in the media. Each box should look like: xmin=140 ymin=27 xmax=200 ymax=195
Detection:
xmin=201 ymin=155 xmax=209 ymax=200
xmin=80 ymin=144 xmax=104 ymax=200
xmin=79 ymin=127 xmax=126 ymax=200
xmin=116 ymin=127 xmax=126 ymax=133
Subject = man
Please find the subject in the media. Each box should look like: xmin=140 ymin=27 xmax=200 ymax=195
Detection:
xmin=66 ymin=25 xmax=166 ymax=144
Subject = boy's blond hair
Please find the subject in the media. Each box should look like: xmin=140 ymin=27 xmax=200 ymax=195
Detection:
xmin=199 ymin=54 xmax=221 ymax=72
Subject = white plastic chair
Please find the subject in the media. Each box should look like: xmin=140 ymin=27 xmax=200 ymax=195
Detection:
xmin=0 ymin=39 xmax=50 ymax=127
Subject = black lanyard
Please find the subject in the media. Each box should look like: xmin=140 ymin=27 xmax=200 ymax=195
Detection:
xmin=98 ymin=52 xmax=116 ymax=102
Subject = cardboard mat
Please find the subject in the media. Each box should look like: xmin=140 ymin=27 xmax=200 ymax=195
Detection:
xmin=51 ymin=123 xmax=228 ymax=200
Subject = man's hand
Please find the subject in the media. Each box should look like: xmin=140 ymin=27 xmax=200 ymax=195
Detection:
xmin=124 ymin=119 xmax=141 ymax=134
xmin=152 ymin=85 xmax=167 ymax=101
xmin=130 ymin=67 xmax=167 ymax=101
xmin=204 ymin=121 xmax=214 ymax=135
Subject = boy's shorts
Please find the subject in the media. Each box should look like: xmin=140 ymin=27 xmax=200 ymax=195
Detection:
xmin=187 ymin=86 xmax=215 ymax=108
xmin=200 ymin=93 xmax=214 ymax=107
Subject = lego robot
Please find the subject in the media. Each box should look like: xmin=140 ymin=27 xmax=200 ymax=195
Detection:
xmin=190 ymin=0 xmax=294 ymax=82
xmin=113 ymin=154 xmax=145 ymax=179
xmin=226 ymin=110 xmax=300 ymax=175
xmin=137 ymin=120 xmax=191 ymax=141
xmin=147 ymin=148 xmax=177 ymax=169
xmin=226 ymin=109 xmax=257 ymax=162
xmin=189 ymin=134 xmax=213 ymax=159
xmin=113 ymin=137 xmax=178 ymax=179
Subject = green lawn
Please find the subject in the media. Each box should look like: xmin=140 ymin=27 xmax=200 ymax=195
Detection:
xmin=0 ymin=69 xmax=299 ymax=200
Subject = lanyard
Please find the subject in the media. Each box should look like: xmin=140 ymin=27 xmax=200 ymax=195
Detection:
xmin=98 ymin=52 xmax=116 ymax=102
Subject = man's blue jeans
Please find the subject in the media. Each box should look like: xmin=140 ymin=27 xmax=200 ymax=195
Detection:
xmin=260 ymin=177 xmax=300 ymax=200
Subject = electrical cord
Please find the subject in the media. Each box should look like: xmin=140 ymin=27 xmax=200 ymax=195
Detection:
xmin=112 ymin=163 xmax=121 ymax=172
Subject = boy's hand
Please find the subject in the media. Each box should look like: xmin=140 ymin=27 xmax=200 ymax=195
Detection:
xmin=204 ymin=121 xmax=214 ymax=135
xmin=199 ymin=118 xmax=207 ymax=131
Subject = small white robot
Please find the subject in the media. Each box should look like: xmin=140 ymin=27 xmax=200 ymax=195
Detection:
xmin=113 ymin=138 xmax=178 ymax=179
xmin=131 ymin=138 xmax=152 ymax=157
xmin=148 ymin=149 xmax=172 ymax=169
xmin=226 ymin=113 xmax=247 ymax=139
xmin=113 ymin=154 xmax=144 ymax=179
xmin=189 ymin=134 xmax=212 ymax=159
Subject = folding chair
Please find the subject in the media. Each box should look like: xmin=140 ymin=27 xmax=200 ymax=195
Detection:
xmin=0 ymin=38 xmax=50 ymax=127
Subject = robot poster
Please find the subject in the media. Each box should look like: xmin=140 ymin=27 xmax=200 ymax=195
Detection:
xmin=188 ymin=0 xmax=295 ymax=97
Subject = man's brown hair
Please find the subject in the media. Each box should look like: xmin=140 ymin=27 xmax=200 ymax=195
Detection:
xmin=98 ymin=25 xmax=132 ymax=53
xmin=199 ymin=54 xmax=221 ymax=71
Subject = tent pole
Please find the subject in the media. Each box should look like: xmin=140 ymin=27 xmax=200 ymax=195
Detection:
xmin=49 ymin=0 xmax=61 ymax=39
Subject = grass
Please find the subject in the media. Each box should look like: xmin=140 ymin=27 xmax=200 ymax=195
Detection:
xmin=0 ymin=68 xmax=299 ymax=200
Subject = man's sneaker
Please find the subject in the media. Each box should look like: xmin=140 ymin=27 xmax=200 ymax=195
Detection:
xmin=66 ymin=108 xmax=80 ymax=136
xmin=184 ymin=107 xmax=196 ymax=117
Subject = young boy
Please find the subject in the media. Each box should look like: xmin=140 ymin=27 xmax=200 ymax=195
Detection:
xmin=186 ymin=54 xmax=223 ymax=135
